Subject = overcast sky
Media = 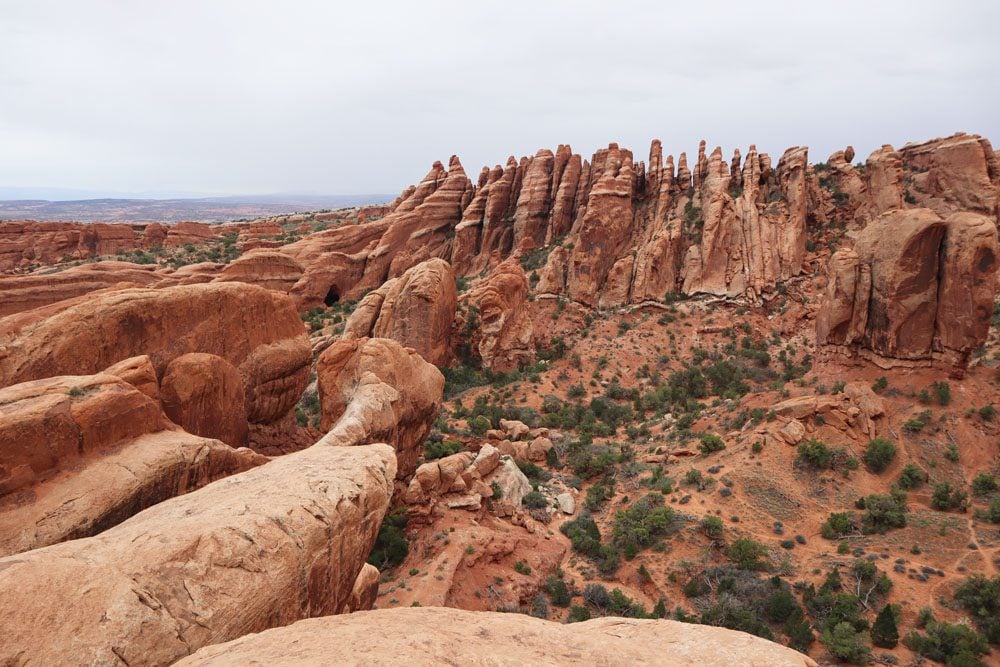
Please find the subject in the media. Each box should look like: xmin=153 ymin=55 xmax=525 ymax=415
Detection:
xmin=1 ymin=1 xmax=997 ymax=198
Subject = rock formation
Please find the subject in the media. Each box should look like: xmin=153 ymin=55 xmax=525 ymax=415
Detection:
xmin=212 ymin=248 xmax=304 ymax=293
xmin=816 ymin=208 xmax=998 ymax=374
xmin=342 ymin=257 xmax=457 ymax=366
xmin=317 ymin=337 xmax=444 ymax=479
xmin=0 ymin=282 xmax=312 ymax=445
xmin=0 ymin=443 xmax=395 ymax=666
xmin=177 ymin=607 xmax=817 ymax=666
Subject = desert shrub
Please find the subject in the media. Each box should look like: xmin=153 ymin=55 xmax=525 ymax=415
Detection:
xmin=701 ymin=515 xmax=724 ymax=539
xmin=560 ymin=513 xmax=619 ymax=575
xmin=469 ymin=415 xmax=492 ymax=436
xmin=611 ymin=494 xmax=675 ymax=559
xmin=821 ymin=622 xmax=872 ymax=664
xmin=954 ymin=574 xmax=1000 ymax=643
xmin=931 ymin=482 xmax=968 ymax=511
xmin=544 ymin=575 xmax=571 ymax=607
xmin=904 ymin=622 xmax=989 ymax=665
xmin=516 ymin=460 xmax=551 ymax=485
xmin=862 ymin=438 xmax=896 ymax=473
xmin=971 ymin=473 xmax=997 ymax=497
xmin=978 ymin=404 xmax=996 ymax=421
xmin=368 ymin=509 xmax=409 ymax=569
xmin=932 ymin=381 xmax=951 ymax=406
xmin=976 ymin=496 xmax=1000 ymax=523
xmin=521 ymin=490 xmax=548 ymax=509
xmin=425 ymin=439 xmax=463 ymax=460
xmin=857 ymin=490 xmax=908 ymax=534
xmin=567 ymin=605 xmax=591 ymax=622
xmin=514 ymin=560 xmax=532 ymax=576
xmin=897 ymin=463 xmax=928 ymax=490
xmin=585 ymin=482 xmax=613 ymax=511
xmin=821 ymin=512 xmax=858 ymax=539
xmin=797 ymin=439 xmax=832 ymax=469
xmin=699 ymin=433 xmax=726 ymax=455
xmin=727 ymin=537 xmax=768 ymax=570
xmin=871 ymin=604 xmax=899 ymax=649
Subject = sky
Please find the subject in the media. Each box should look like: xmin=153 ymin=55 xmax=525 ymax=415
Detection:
xmin=1 ymin=1 xmax=997 ymax=199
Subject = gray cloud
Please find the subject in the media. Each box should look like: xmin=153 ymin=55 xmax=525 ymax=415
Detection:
xmin=0 ymin=0 xmax=997 ymax=197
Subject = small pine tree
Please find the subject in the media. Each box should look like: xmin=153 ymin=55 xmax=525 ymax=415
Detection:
xmin=872 ymin=603 xmax=899 ymax=648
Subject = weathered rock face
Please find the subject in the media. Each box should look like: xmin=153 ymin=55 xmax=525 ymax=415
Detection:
xmin=0 ymin=261 xmax=163 ymax=317
xmin=816 ymin=208 xmax=999 ymax=374
xmin=165 ymin=220 xmax=218 ymax=247
xmin=898 ymin=132 xmax=999 ymax=218
xmin=342 ymin=258 xmax=457 ymax=366
xmin=455 ymin=258 xmax=534 ymax=371
xmin=0 ymin=220 xmax=162 ymax=271
xmin=0 ymin=443 xmax=396 ymax=666
xmin=213 ymin=248 xmax=304 ymax=293
xmin=0 ymin=372 xmax=265 ymax=556
xmin=160 ymin=353 xmax=249 ymax=447
xmin=317 ymin=337 xmax=444 ymax=479
xmin=285 ymin=158 xmax=471 ymax=309
xmin=0 ymin=283 xmax=311 ymax=439
xmin=177 ymin=607 xmax=817 ymax=667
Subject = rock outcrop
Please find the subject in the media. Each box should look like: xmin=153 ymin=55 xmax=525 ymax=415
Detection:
xmin=160 ymin=352 xmax=249 ymax=446
xmin=212 ymin=248 xmax=304 ymax=293
xmin=0 ymin=282 xmax=312 ymax=444
xmin=342 ymin=257 xmax=457 ymax=366
xmin=0 ymin=220 xmax=161 ymax=271
xmin=816 ymin=208 xmax=998 ymax=374
xmin=0 ymin=443 xmax=396 ymax=666
xmin=454 ymin=258 xmax=535 ymax=371
xmin=0 ymin=371 xmax=265 ymax=556
xmin=317 ymin=337 xmax=444 ymax=479
xmin=177 ymin=607 xmax=817 ymax=666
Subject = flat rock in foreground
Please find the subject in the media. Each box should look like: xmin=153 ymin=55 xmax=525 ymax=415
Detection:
xmin=0 ymin=443 xmax=396 ymax=666
xmin=177 ymin=606 xmax=817 ymax=666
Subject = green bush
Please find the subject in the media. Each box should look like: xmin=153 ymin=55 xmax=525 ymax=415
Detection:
xmin=862 ymin=438 xmax=896 ymax=473
xmin=976 ymin=496 xmax=1000 ymax=523
xmin=514 ymin=560 xmax=532 ymax=575
xmin=567 ymin=605 xmax=591 ymax=622
xmin=897 ymin=463 xmax=928 ymax=490
xmin=727 ymin=537 xmax=768 ymax=570
xmin=904 ymin=621 xmax=989 ymax=665
xmin=522 ymin=490 xmax=548 ymax=509
xmin=871 ymin=603 xmax=899 ymax=648
xmin=699 ymin=433 xmax=726 ymax=455
xmin=543 ymin=575 xmax=571 ymax=607
xmin=797 ymin=439 xmax=832 ymax=469
xmin=931 ymin=482 xmax=968 ymax=511
xmin=971 ymin=472 xmax=997 ymax=496
xmin=611 ymin=494 xmax=675 ymax=559
xmin=425 ymin=439 xmax=463 ymax=460
xmin=857 ymin=490 xmax=907 ymax=534
xmin=560 ymin=513 xmax=620 ymax=575
xmin=954 ymin=575 xmax=1000 ymax=643
xmin=821 ymin=622 xmax=872 ymax=664
xmin=701 ymin=515 xmax=724 ymax=539
xmin=821 ymin=512 xmax=858 ymax=540
xmin=469 ymin=415 xmax=492 ymax=436
xmin=368 ymin=510 xmax=409 ymax=569
xmin=931 ymin=381 xmax=951 ymax=406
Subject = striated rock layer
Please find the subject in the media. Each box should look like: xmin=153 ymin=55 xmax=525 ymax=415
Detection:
xmin=177 ymin=607 xmax=817 ymax=667
xmin=816 ymin=208 xmax=998 ymax=374
xmin=0 ymin=443 xmax=396 ymax=666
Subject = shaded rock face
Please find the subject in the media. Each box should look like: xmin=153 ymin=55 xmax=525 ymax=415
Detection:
xmin=342 ymin=257 xmax=457 ymax=366
xmin=816 ymin=208 xmax=999 ymax=374
xmin=213 ymin=248 xmax=304 ymax=293
xmin=0 ymin=220 xmax=163 ymax=271
xmin=160 ymin=352 xmax=249 ymax=447
xmin=0 ymin=371 xmax=265 ymax=556
xmin=177 ymin=607 xmax=817 ymax=667
xmin=0 ymin=443 xmax=396 ymax=667
xmin=0 ymin=282 xmax=312 ymax=441
xmin=454 ymin=258 xmax=535 ymax=371
xmin=316 ymin=337 xmax=444 ymax=480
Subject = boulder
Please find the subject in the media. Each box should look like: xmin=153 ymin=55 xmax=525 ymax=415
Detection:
xmin=342 ymin=258 xmax=457 ymax=366
xmin=160 ymin=353 xmax=249 ymax=447
xmin=177 ymin=607 xmax=817 ymax=666
xmin=0 ymin=443 xmax=396 ymax=666
xmin=456 ymin=258 xmax=535 ymax=371
xmin=316 ymin=337 xmax=444 ymax=479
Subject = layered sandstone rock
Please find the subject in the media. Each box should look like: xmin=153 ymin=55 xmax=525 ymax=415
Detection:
xmin=165 ymin=220 xmax=218 ymax=247
xmin=178 ymin=607 xmax=817 ymax=666
xmin=213 ymin=248 xmax=304 ymax=293
xmin=0 ymin=260 xmax=163 ymax=317
xmin=898 ymin=132 xmax=999 ymax=218
xmin=455 ymin=258 xmax=534 ymax=371
xmin=0 ymin=372 xmax=264 ymax=555
xmin=342 ymin=257 xmax=457 ymax=366
xmin=160 ymin=352 xmax=249 ymax=446
xmin=317 ymin=337 xmax=444 ymax=479
xmin=0 ymin=443 xmax=396 ymax=666
xmin=816 ymin=208 xmax=998 ymax=373
xmin=0 ymin=220 xmax=159 ymax=271
xmin=0 ymin=283 xmax=311 ymax=439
